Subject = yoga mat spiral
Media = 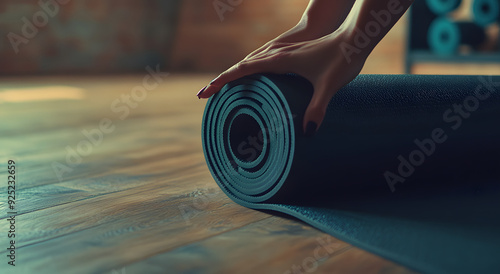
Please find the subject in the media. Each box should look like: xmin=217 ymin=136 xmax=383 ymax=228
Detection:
xmin=472 ymin=0 xmax=500 ymax=26
xmin=428 ymin=18 xmax=486 ymax=55
xmin=426 ymin=0 xmax=462 ymax=14
xmin=202 ymin=73 xmax=500 ymax=273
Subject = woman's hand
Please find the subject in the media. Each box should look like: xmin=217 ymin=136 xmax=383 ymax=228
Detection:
xmin=197 ymin=0 xmax=413 ymax=135
xmin=197 ymin=29 xmax=367 ymax=136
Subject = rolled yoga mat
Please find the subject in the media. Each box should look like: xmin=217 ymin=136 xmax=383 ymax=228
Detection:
xmin=202 ymin=73 xmax=500 ymax=274
xmin=426 ymin=0 xmax=462 ymax=14
xmin=428 ymin=18 xmax=486 ymax=55
xmin=472 ymin=0 xmax=500 ymax=26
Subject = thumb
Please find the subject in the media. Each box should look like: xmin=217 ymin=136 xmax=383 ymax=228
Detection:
xmin=302 ymin=81 xmax=333 ymax=137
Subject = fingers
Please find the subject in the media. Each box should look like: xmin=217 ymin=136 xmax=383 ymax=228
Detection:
xmin=197 ymin=61 xmax=258 ymax=99
xmin=197 ymin=40 xmax=299 ymax=99
xmin=246 ymin=41 xmax=292 ymax=60
xmin=302 ymin=90 xmax=328 ymax=137
xmin=302 ymin=79 xmax=338 ymax=137
xmin=302 ymin=61 xmax=363 ymax=136
xmin=198 ymin=55 xmax=290 ymax=99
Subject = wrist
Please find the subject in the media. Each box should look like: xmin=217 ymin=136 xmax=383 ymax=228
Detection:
xmin=328 ymin=26 xmax=371 ymax=64
xmin=333 ymin=0 xmax=413 ymax=62
xmin=276 ymin=22 xmax=326 ymax=43
xmin=292 ymin=20 xmax=330 ymax=40
xmin=299 ymin=0 xmax=357 ymax=38
xmin=332 ymin=0 xmax=382 ymax=62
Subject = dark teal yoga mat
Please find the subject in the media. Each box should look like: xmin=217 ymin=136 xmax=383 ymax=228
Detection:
xmin=201 ymin=74 xmax=500 ymax=273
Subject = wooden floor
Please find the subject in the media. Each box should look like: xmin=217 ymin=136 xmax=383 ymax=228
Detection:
xmin=0 ymin=73 xmax=422 ymax=274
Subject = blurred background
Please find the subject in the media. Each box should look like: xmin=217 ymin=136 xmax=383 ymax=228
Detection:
xmin=0 ymin=1 xmax=499 ymax=272
xmin=1 ymin=0 xmax=499 ymax=76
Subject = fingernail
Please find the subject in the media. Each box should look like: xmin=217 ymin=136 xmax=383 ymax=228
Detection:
xmin=210 ymin=78 xmax=217 ymax=85
xmin=197 ymin=86 xmax=207 ymax=98
xmin=304 ymin=121 xmax=317 ymax=138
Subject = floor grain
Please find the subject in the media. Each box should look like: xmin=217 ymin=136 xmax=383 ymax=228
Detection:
xmin=0 ymin=74 xmax=417 ymax=274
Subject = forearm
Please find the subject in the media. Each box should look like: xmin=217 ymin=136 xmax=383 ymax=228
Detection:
xmin=297 ymin=0 xmax=356 ymax=37
xmin=335 ymin=0 xmax=414 ymax=60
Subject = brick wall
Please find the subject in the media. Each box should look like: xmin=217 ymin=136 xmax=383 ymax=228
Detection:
xmin=170 ymin=0 xmax=308 ymax=72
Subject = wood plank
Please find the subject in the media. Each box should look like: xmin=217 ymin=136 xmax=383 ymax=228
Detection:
xmin=125 ymin=217 xmax=415 ymax=274
xmin=0 ymin=188 xmax=269 ymax=273
xmin=0 ymin=122 xmax=206 ymax=218
xmin=125 ymin=217 xmax=352 ymax=274
xmin=0 ymin=75 xmax=414 ymax=273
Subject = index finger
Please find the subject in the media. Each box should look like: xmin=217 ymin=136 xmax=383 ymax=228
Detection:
xmin=198 ymin=60 xmax=269 ymax=99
